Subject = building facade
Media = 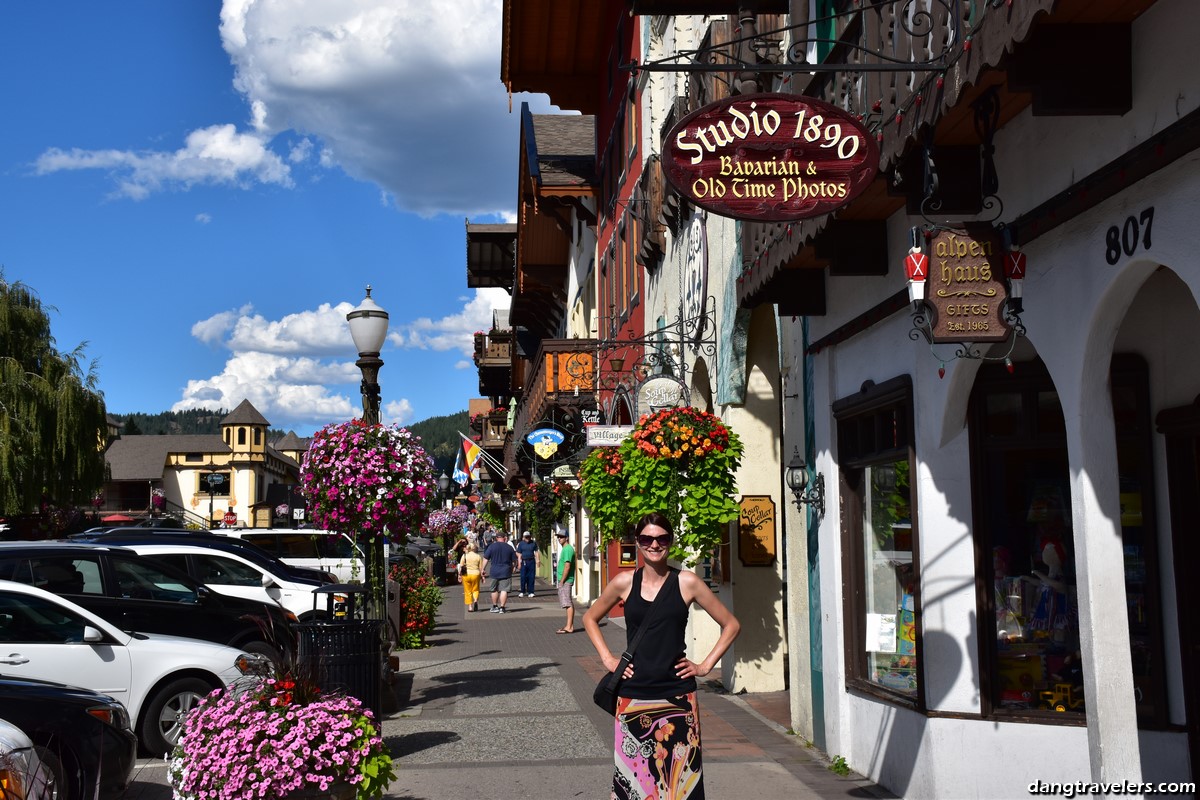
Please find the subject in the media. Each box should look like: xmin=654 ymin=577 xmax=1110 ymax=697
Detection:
xmin=103 ymin=399 xmax=302 ymax=528
xmin=490 ymin=1 xmax=1199 ymax=794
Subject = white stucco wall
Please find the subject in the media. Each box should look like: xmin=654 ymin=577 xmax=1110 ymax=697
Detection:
xmin=793 ymin=1 xmax=1200 ymax=791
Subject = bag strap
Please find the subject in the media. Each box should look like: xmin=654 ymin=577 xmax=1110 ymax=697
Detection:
xmin=604 ymin=569 xmax=677 ymax=691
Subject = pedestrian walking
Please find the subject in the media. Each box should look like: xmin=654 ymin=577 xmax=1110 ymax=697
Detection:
xmin=481 ymin=530 xmax=516 ymax=613
xmin=450 ymin=537 xmax=468 ymax=584
xmin=554 ymin=529 xmax=576 ymax=633
xmin=459 ymin=542 xmax=483 ymax=612
xmin=515 ymin=530 xmax=539 ymax=597
xmin=583 ymin=512 xmax=741 ymax=799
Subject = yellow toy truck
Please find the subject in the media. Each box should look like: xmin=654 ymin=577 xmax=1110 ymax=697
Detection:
xmin=1039 ymin=683 xmax=1085 ymax=712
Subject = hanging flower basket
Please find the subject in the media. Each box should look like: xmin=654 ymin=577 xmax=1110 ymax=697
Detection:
xmin=516 ymin=481 xmax=577 ymax=548
xmin=578 ymin=447 xmax=627 ymax=541
xmin=580 ymin=407 xmax=743 ymax=563
xmin=299 ymin=420 xmax=436 ymax=542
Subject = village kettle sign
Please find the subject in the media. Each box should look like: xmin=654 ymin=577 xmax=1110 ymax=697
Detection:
xmin=664 ymin=93 xmax=878 ymax=222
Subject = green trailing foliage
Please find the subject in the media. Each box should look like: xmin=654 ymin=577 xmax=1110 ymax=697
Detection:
xmin=579 ymin=407 xmax=743 ymax=565
xmin=0 ymin=270 xmax=107 ymax=517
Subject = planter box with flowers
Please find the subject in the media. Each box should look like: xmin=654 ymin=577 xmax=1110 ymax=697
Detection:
xmin=169 ymin=669 xmax=394 ymax=800
xmin=579 ymin=406 xmax=743 ymax=563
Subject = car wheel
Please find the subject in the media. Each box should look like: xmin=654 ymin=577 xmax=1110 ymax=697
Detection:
xmin=240 ymin=639 xmax=282 ymax=665
xmin=139 ymin=677 xmax=213 ymax=757
xmin=33 ymin=745 xmax=69 ymax=800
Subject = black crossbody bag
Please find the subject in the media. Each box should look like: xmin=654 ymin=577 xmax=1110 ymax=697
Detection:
xmin=592 ymin=569 xmax=678 ymax=716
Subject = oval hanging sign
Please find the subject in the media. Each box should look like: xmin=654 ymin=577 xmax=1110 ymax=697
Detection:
xmin=663 ymin=92 xmax=878 ymax=222
xmin=526 ymin=428 xmax=565 ymax=460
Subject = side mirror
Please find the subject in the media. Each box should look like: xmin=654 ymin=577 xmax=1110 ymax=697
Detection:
xmin=82 ymin=625 xmax=104 ymax=643
xmin=261 ymin=574 xmax=279 ymax=590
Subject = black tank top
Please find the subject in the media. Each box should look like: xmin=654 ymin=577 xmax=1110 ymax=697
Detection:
xmin=620 ymin=568 xmax=696 ymax=699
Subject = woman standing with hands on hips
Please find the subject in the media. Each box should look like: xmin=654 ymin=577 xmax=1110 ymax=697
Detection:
xmin=583 ymin=512 xmax=740 ymax=800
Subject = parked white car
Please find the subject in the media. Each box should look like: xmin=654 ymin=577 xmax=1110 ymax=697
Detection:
xmin=0 ymin=717 xmax=50 ymax=800
xmin=221 ymin=529 xmax=367 ymax=583
xmin=0 ymin=580 xmax=267 ymax=756
xmin=112 ymin=541 xmax=327 ymax=621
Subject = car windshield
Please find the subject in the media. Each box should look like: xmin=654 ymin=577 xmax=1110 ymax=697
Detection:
xmin=111 ymin=557 xmax=198 ymax=603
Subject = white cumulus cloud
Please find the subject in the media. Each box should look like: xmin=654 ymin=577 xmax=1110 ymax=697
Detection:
xmin=217 ymin=0 xmax=548 ymax=217
xmin=176 ymin=288 xmax=509 ymax=430
xmin=397 ymin=287 xmax=510 ymax=356
xmin=36 ymin=124 xmax=292 ymax=200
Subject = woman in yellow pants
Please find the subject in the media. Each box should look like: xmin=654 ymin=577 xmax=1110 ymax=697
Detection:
xmin=461 ymin=542 xmax=483 ymax=612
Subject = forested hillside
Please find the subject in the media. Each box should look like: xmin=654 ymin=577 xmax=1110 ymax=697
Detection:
xmin=407 ymin=410 xmax=470 ymax=474
xmin=109 ymin=408 xmax=468 ymax=474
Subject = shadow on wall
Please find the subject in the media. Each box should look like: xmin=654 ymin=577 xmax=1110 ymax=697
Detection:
xmin=865 ymin=627 xmax=965 ymax=796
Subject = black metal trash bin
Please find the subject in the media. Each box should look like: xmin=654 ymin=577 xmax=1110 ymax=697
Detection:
xmin=296 ymin=585 xmax=387 ymax=721
xmin=431 ymin=554 xmax=448 ymax=585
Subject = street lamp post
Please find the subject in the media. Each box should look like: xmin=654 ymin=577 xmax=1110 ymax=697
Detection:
xmin=438 ymin=472 xmax=452 ymax=509
xmin=346 ymin=286 xmax=389 ymax=426
xmin=345 ymin=286 xmax=390 ymax=625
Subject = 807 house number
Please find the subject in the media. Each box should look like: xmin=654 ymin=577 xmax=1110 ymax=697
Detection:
xmin=1105 ymin=207 xmax=1154 ymax=265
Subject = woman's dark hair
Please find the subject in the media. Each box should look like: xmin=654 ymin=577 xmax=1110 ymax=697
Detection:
xmin=633 ymin=512 xmax=673 ymax=537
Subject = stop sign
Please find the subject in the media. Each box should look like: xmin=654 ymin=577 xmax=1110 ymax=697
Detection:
xmin=223 ymin=511 xmax=238 ymax=527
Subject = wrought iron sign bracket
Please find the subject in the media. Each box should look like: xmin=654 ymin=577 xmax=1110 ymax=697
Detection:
xmin=622 ymin=0 xmax=960 ymax=76
xmin=565 ymin=296 xmax=718 ymax=407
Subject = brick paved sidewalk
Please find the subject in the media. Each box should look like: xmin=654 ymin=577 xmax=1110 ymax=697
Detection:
xmin=119 ymin=579 xmax=894 ymax=799
xmin=384 ymin=580 xmax=895 ymax=799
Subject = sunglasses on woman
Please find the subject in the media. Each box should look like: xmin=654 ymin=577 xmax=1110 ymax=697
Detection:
xmin=636 ymin=533 xmax=672 ymax=548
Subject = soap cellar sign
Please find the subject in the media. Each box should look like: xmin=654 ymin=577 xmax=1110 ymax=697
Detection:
xmin=663 ymin=92 xmax=878 ymax=222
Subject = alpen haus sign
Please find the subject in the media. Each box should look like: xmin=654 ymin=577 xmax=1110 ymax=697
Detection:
xmin=664 ymin=93 xmax=878 ymax=222
xmin=927 ymin=226 xmax=1011 ymax=343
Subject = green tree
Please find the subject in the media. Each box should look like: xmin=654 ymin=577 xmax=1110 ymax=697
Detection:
xmin=0 ymin=271 xmax=107 ymax=515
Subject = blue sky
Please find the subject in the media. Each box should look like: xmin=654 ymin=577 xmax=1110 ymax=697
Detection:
xmin=0 ymin=1 xmax=552 ymax=436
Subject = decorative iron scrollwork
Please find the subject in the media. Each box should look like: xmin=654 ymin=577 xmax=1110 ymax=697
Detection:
xmin=515 ymin=406 xmax=589 ymax=480
xmin=562 ymin=296 xmax=718 ymax=418
xmin=627 ymin=0 xmax=959 ymax=76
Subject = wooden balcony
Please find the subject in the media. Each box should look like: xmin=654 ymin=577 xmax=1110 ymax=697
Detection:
xmin=481 ymin=410 xmax=509 ymax=449
xmin=475 ymin=330 xmax=512 ymax=368
xmin=506 ymin=338 xmax=597 ymax=479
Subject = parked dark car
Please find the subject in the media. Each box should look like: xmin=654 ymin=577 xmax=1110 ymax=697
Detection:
xmin=401 ymin=536 xmax=444 ymax=562
xmin=0 ymin=543 xmax=294 ymax=659
xmin=0 ymin=676 xmax=137 ymax=800
xmin=130 ymin=517 xmax=186 ymax=528
xmin=73 ymin=529 xmax=338 ymax=584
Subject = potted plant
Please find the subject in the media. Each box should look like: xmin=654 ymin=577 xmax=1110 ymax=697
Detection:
xmin=168 ymin=670 xmax=395 ymax=800
xmin=579 ymin=406 xmax=743 ymax=563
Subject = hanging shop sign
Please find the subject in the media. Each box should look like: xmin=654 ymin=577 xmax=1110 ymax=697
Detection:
xmin=663 ymin=92 xmax=878 ymax=222
xmin=924 ymin=226 xmax=1012 ymax=344
xmin=737 ymin=495 xmax=777 ymax=567
xmin=586 ymin=425 xmax=635 ymax=447
xmin=526 ymin=427 xmax=565 ymax=460
xmin=637 ymin=375 xmax=688 ymax=414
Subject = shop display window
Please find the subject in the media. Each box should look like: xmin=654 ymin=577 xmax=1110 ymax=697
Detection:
xmin=834 ymin=376 xmax=922 ymax=706
xmin=972 ymin=360 xmax=1082 ymax=717
xmin=970 ymin=356 xmax=1165 ymax=725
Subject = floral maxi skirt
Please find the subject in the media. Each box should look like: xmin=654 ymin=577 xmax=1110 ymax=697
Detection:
xmin=612 ymin=693 xmax=704 ymax=800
